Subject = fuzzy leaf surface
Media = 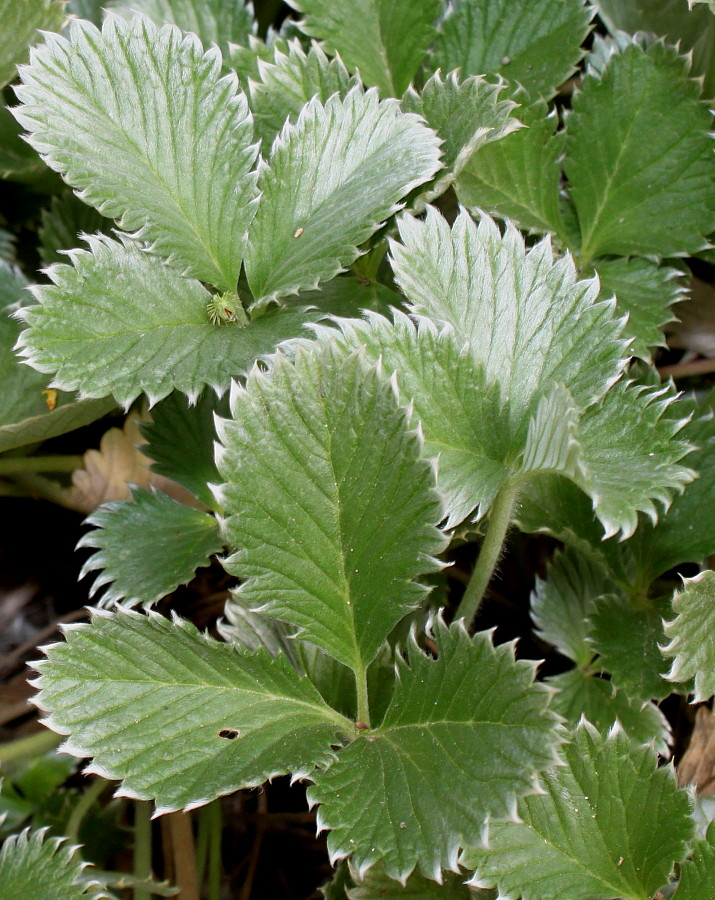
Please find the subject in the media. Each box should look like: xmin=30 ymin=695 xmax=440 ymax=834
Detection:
xmin=245 ymin=88 xmax=441 ymax=304
xmin=284 ymin=0 xmax=440 ymax=96
xmin=565 ymin=37 xmax=715 ymax=261
xmin=33 ymin=608 xmax=348 ymax=813
xmin=464 ymin=723 xmax=693 ymax=900
xmin=675 ymin=823 xmax=715 ymax=899
xmin=14 ymin=16 xmax=259 ymax=290
xmin=309 ymin=619 xmax=560 ymax=882
xmin=0 ymin=0 xmax=65 ymax=88
xmin=431 ymin=0 xmax=592 ymax=99
xmin=78 ymin=490 xmax=222 ymax=608
xmin=16 ymin=236 xmax=320 ymax=406
xmin=663 ymin=570 xmax=715 ymax=701
xmin=217 ymin=344 xmax=446 ymax=672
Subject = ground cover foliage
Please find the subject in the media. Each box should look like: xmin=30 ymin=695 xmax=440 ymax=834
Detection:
xmin=1 ymin=0 xmax=715 ymax=897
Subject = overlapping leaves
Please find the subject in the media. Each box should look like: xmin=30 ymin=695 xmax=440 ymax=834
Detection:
xmin=663 ymin=570 xmax=715 ymax=701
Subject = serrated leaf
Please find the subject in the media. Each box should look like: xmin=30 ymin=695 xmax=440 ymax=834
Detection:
xmin=591 ymin=593 xmax=673 ymax=701
xmin=78 ymin=489 xmax=222 ymax=607
xmin=455 ymin=97 xmax=568 ymax=239
xmin=663 ymin=570 xmax=715 ymax=701
xmin=431 ymin=0 xmax=592 ymax=100
xmin=0 ymin=828 xmax=113 ymax=900
xmin=226 ymin=32 xmax=288 ymax=85
xmin=284 ymin=0 xmax=440 ymax=97
xmin=14 ymin=16 xmax=259 ymax=290
xmin=547 ymin=669 xmax=672 ymax=754
xmin=33 ymin=608 xmax=350 ymax=812
xmin=39 ymin=193 xmax=111 ymax=268
xmin=216 ymin=343 xmax=446 ymax=673
xmin=565 ymin=37 xmax=715 ymax=262
xmin=294 ymin=274 xmax=400 ymax=319
xmin=69 ymin=0 xmax=105 ymax=24
xmin=244 ymin=87 xmax=441 ymax=305
xmin=16 ymin=235 xmax=323 ymax=406
xmin=218 ymin=596 xmax=299 ymax=662
xmin=464 ymin=722 xmax=693 ymax=900
xmin=349 ymin=866 xmax=477 ymax=899
xmin=594 ymin=257 xmax=686 ymax=361
xmin=0 ymin=104 xmax=48 ymax=182
xmin=0 ymin=0 xmax=65 ymax=88
xmin=674 ymin=822 xmax=715 ymax=898
xmin=107 ymin=0 xmax=255 ymax=57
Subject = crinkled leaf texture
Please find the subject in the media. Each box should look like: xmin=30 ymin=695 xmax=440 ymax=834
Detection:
xmin=78 ymin=489 xmax=222 ymax=607
xmin=663 ymin=570 xmax=715 ymax=702
xmin=244 ymin=86 xmax=442 ymax=305
xmin=309 ymin=618 xmax=561 ymax=882
xmin=0 ymin=827 xmax=114 ymax=900
xmin=284 ymin=0 xmax=441 ymax=96
xmin=0 ymin=0 xmax=65 ymax=88
xmin=464 ymin=722 xmax=694 ymax=900
xmin=32 ymin=608 xmax=350 ymax=814
xmin=14 ymin=15 xmax=259 ymax=290
xmin=216 ymin=342 xmax=447 ymax=673
xmin=15 ymin=235 xmax=324 ymax=406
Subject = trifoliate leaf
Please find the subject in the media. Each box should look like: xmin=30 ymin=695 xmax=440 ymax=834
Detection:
xmin=15 ymin=235 xmax=321 ymax=406
xmin=547 ymin=669 xmax=672 ymax=754
xmin=216 ymin=343 xmax=446 ymax=673
xmin=455 ymin=97 xmax=568 ymax=239
xmin=464 ymin=722 xmax=693 ymax=900
xmin=565 ymin=37 xmax=715 ymax=262
xmin=662 ymin=570 xmax=715 ymax=702
xmin=349 ymin=866 xmax=476 ymax=899
xmin=284 ymin=0 xmax=440 ymax=97
xmin=0 ymin=0 xmax=65 ymax=88
xmin=590 ymin=594 xmax=673 ymax=701
xmin=674 ymin=823 xmax=715 ymax=899
xmin=249 ymin=40 xmax=359 ymax=150
xmin=77 ymin=489 xmax=222 ymax=607
xmin=244 ymin=87 xmax=441 ymax=305
xmin=310 ymin=618 xmax=560 ymax=882
xmin=0 ymin=828 xmax=113 ymax=900
xmin=108 ymin=0 xmax=255 ymax=57
xmin=14 ymin=16 xmax=260 ymax=290
xmin=431 ymin=0 xmax=592 ymax=100
xmin=594 ymin=257 xmax=686 ymax=361
xmin=38 ymin=193 xmax=111 ymax=267
xmin=32 ymin=608 xmax=350 ymax=813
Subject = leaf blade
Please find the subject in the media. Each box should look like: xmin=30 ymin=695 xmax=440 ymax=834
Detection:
xmin=663 ymin=570 xmax=715 ymax=702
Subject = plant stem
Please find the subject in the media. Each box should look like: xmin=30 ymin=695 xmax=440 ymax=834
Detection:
xmin=0 ymin=455 xmax=83 ymax=474
xmin=355 ymin=663 xmax=370 ymax=729
xmin=67 ymin=776 xmax=106 ymax=843
xmin=207 ymin=801 xmax=222 ymax=900
xmin=455 ymin=479 xmax=521 ymax=626
xmin=167 ymin=812 xmax=199 ymax=900
xmin=133 ymin=801 xmax=153 ymax=900
xmin=0 ymin=728 xmax=62 ymax=765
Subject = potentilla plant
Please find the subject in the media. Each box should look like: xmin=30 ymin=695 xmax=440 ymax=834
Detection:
xmin=2 ymin=0 xmax=715 ymax=898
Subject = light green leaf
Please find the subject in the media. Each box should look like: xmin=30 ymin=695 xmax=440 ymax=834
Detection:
xmin=225 ymin=32 xmax=288 ymax=86
xmin=68 ymin=0 xmax=105 ymax=25
xmin=216 ymin=342 xmax=446 ymax=672
xmin=77 ymin=489 xmax=222 ymax=607
xmin=107 ymin=0 xmax=255 ymax=57
xmin=590 ymin=593 xmax=673 ymax=701
xmin=14 ymin=16 xmax=259 ymax=290
xmin=249 ymin=39 xmax=359 ymax=150
xmin=0 ymin=0 xmax=65 ymax=88
xmin=39 ymin=193 xmax=111 ymax=267
xmin=349 ymin=867 xmax=477 ymax=899
xmin=565 ymin=36 xmax=715 ymax=262
xmin=244 ymin=87 xmax=441 ymax=305
xmin=0 ymin=828 xmax=113 ymax=900
xmin=547 ymin=669 xmax=672 ymax=754
xmin=15 ymin=235 xmax=321 ymax=406
xmin=464 ymin=722 xmax=693 ymax=900
xmin=284 ymin=0 xmax=441 ymax=96
xmin=594 ymin=257 xmax=686 ymax=361
xmin=674 ymin=823 xmax=715 ymax=898
xmin=310 ymin=618 xmax=560 ymax=882
xmin=455 ymin=97 xmax=568 ymax=239
xmin=662 ymin=570 xmax=715 ymax=701
xmin=32 ymin=608 xmax=349 ymax=813
xmin=431 ymin=0 xmax=592 ymax=99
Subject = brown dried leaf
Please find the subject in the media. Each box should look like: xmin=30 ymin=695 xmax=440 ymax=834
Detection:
xmin=677 ymin=706 xmax=715 ymax=796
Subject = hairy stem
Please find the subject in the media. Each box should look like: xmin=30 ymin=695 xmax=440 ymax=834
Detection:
xmin=67 ymin=777 xmax=106 ymax=844
xmin=0 ymin=455 xmax=83 ymax=474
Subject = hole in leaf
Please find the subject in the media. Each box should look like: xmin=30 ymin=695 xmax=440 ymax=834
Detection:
xmin=218 ymin=728 xmax=240 ymax=740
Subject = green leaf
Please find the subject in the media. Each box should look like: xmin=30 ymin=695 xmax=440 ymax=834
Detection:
xmin=68 ymin=0 xmax=105 ymax=25
xmin=464 ymin=722 xmax=693 ymax=900
xmin=674 ymin=823 xmax=715 ymax=898
xmin=283 ymin=0 xmax=441 ymax=96
xmin=244 ymin=87 xmax=441 ymax=305
xmin=107 ymin=0 xmax=255 ymax=57
xmin=590 ymin=594 xmax=673 ymax=701
xmin=32 ymin=608 xmax=349 ymax=813
xmin=216 ymin=342 xmax=446 ymax=672
xmin=594 ymin=257 xmax=685 ymax=361
xmin=16 ymin=235 xmax=321 ymax=406
xmin=0 ymin=0 xmax=65 ymax=88
xmin=565 ymin=36 xmax=715 ymax=262
xmin=0 ymin=828 xmax=113 ymax=900
xmin=662 ymin=570 xmax=715 ymax=701
xmin=78 ymin=489 xmax=222 ymax=607
xmin=39 ymin=193 xmax=112 ymax=268
xmin=14 ymin=16 xmax=259 ymax=290
xmin=455 ymin=97 xmax=568 ymax=239
xmin=349 ymin=867 xmax=477 ymax=899
xmin=547 ymin=669 xmax=671 ymax=754
xmin=310 ymin=618 xmax=560 ymax=882
xmin=431 ymin=0 xmax=592 ymax=99
xmin=218 ymin=596 xmax=300 ymax=664
xmin=0 ymin=104 xmax=48 ymax=183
